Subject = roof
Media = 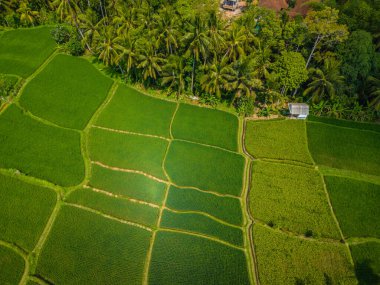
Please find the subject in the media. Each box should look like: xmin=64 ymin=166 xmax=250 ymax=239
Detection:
xmin=288 ymin=103 xmax=309 ymax=116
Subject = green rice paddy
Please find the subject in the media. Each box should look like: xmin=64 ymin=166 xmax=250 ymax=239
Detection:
xmin=0 ymin=245 xmax=25 ymax=285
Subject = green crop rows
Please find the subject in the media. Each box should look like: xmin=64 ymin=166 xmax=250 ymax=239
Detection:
xmin=0 ymin=26 xmax=55 ymax=77
xmin=350 ymin=242 xmax=380 ymax=284
xmin=0 ymin=245 xmax=25 ymax=284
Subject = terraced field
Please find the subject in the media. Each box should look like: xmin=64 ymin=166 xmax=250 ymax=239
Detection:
xmin=0 ymin=27 xmax=378 ymax=285
xmin=0 ymin=27 xmax=252 ymax=285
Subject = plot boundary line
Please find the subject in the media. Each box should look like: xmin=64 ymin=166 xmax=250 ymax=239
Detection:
xmin=92 ymin=125 xmax=170 ymax=141
xmin=64 ymin=202 xmax=153 ymax=232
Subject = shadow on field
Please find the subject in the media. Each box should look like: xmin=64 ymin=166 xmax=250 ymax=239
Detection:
xmin=355 ymin=260 xmax=380 ymax=285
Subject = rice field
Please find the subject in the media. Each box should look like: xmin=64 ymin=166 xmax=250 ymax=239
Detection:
xmin=0 ymin=245 xmax=25 ymax=284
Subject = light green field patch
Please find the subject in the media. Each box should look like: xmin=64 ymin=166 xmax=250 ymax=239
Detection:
xmin=89 ymin=128 xmax=168 ymax=180
xmin=37 ymin=205 xmax=151 ymax=285
xmin=165 ymin=140 xmax=244 ymax=196
xmin=96 ymin=85 xmax=176 ymax=137
xmin=350 ymin=241 xmax=380 ymax=284
xmin=0 ymin=105 xmax=85 ymax=186
xmin=0 ymin=245 xmax=25 ymax=285
xmin=66 ymin=188 xmax=159 ymax=228
xmin=89 ymin=164 xmax=166 ymax=205
xmin=307 ymin=121 xmax=380 ymax=176
xmin=0 ymin=27 xmax=55 ymax=77
xmin=20 ymin=54 xmax=113 ymax=129
xmin=149 ymin=231 xmax=250 ymax=285
xmin=253 ymin=224 xmax=356 ymax=285
xmin=166 ymin=186 xmax=242 ymax=226
xmin=172 ymin=103 xmax=238 ymax=151
xmin=0 ymin=173 xmax=56 ymax=251
xmin=325 ymin=176 xmax=380 ymax=239
xmin=245 ymin=119 xmax=313 ymax=164
xmin=250 ymin=161 xmax=340 ymax=239
xmin=160 ymin=210 xmax=244 ymax=246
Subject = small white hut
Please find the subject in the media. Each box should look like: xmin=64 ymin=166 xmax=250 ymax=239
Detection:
xmin=288 ymin=103 xmax=309 ymax=119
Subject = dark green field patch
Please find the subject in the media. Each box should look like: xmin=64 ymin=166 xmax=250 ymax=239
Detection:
xmin=172 ymin=104 xmax=238 ymax=151
xmin=37 ymin=205 xmax=151 ymax=285
xmin=148 ymin=231 xmax=250 ymax=285
xmin=0 ymin=106 xmax=85 ymax=186
xmin=96 ymin=85 xmax=176 ymax=137
xmin=350 ymin=242 xmax=380 ymax=284
xmin=0 ymin=174 xmax=56 ymax=251
xmin=0 ymin=27 xmax=55 ymax=77
xmin=253 ymin=224 xmax=356 ymax=285
xmin=165 ymin=140 xmax=244 ymax=196
xmin=250 ymin=161 xmax=340 ymax=239
xmin=166 ymin=186 xmax=242 ymax=226
xmin=325 ymin=176 xmax=380 ymax=239
xmin=66 ymin=188 xmax=159 ymax=228
xmin=20 ymin=54 xmax=113 ymax=129
xmin=89 ymin=128 xmax=168 ymax=180
xmin=0 ymin=246 xmax=25 ymax=285
xmin=245 ymin=120 xmax=313 ymax=164
xmin=160 ymin=210 xmax=244 ymax=246
xmin=90 ymin=164 xmax=166 ymax=205
xmin=307 ymin=121 xmax=380 ymax=176
xmin=308 ymin=115 xmax=380 ymax=133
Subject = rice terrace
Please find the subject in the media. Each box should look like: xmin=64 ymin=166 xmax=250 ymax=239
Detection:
xmin=0 ymin=22 xmax=379 ymax=285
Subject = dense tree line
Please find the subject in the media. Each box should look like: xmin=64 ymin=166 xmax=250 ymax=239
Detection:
xmin=0 ymin=0 xmax=379 ymax=120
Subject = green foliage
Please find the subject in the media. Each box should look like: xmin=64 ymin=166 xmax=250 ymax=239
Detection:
xmin=253 ymin=224 xmax=357 ymax=285
xmin=0 ymin=246 xmax=25 ymax=284
xmin=50 ymin=24 xmax=70 ymax=44
xmin=325 ymin=176 xmax=380 ymax=239
xmin=0 ymin=26 xmax=55 ymax=77
xmin=0 ymin=173 xmax=56 ymax=251
xmin=160 ymin=210 xmax=244 ymax=246
xmin=0 ymin=74 xmax=18 ymax=97
xmin=96 ymin=84 xmax=177 ymax=137
xmin=245 ymin=120 xmax=314 ymax=164
xmin=66 ymin=188 xmax=159 ymax=228
xmin=250 ymin=161 xmax=341 ymax=239
xmin=90 ymin=164 xmax=166 ymax=205
xmin=89 ymin=128 xmax=168 ymax=180
xmin=234 ymin=95 xmax=254 ymax=117
xmin=37 ymin=205 xmax=151 ymax=285
xmin=149 ymin=231 xmax=250 ymax=285
xmin=307 ymin=121 xmax=380 ymax=176
xmin=0 ymin=105 xmax=85 ymax=186
xmin=172 ymin=103 xmax=238 ymax=151
xmin=66 ymin=34 xmax=84 ymax=56
xmin=166 ymin=186 xmax=243 ymax=226
xmin=350 ymin=242 xmax=380 ymax=284
xmin=20 ymin=54 xmax=113 ymax=129
xmin=165 ymin=140 xmax=245 ymax=196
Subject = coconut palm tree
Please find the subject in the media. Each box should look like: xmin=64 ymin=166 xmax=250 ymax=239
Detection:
xmin=137 ymin=42 xmax=165 ymax=83
xmin=96 ymin=26 xmax=124 ymax=66
xmin=154 ymin=6 xmax=180 ymax=55
xmin=367 ymin=76 xmax=380 ymax=110
xmin=161 ymin=55 xmax=187 ymax=99
xmin=17 ymin=1 xmax=39 ymax=26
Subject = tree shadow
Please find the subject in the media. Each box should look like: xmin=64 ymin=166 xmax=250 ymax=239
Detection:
xmin=355 ymin=259 xmax=380 ymax=285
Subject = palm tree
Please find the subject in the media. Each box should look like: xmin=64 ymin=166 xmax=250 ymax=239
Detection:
xmin=367 ymin=76 xmax=380 ymax=110
xmin=183 ymin=15 xmax=211 ymax=93
xmin=154 ymin=6 xmax=180 ymax=55
xmin=17 ymin=1 xmax=39 ymax=26
xmin=137 ymin=42 xmax=165 ymax=83
xmin=200 ymin=57 xmax=235 ymax=98
xmin=206 ymin=10 xmax=226 ymax=56
xmin=161 ymin=55 xmax=187 ymax=99
xmin=117 ymin=35 xmax=138 ymax=74
xmin=304 ymin=58 xmax=344 ymax=103
xmin=96 ymin=26 xmax=124 ymax=66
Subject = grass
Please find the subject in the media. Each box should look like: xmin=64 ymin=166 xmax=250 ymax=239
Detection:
xmin=89 ymin=128 xmax=168 ymax=180
xmin=160 ymin=210 xmax=244 ymax=246
xmin=307 ymin=121 xmax=380 ymax=176
xmin=166 ymin=185 xmax=243 ymax=226
xmin=20 ymin=54 xmax=113 ymax=130
xmin=165 ymin=140 xmax=245 ymax=196
xmin=148 ymin=231 xmax=250 ymax=285
xmin=172 ymin=103 xmax=238 ymax=151
xmin=245 ymin=119 xmax=313 ymax=164
xmin=96 ymin=84 xmax=177 ymax=137
xmin=66 ymin=188 xmax=159 ymax=228
xmin=325 ymin=176 xmax=380 ymax=239
xmin=308 ymin=115 xmax=380 ymax=133
xmin=89 ymin=164 xmax=166 ymax=205
xmin=0 ymin=26 xmax=55 ymax=77
xmin=0 ymin=245 xmax=25 ymax=285
xmin=37 ymin=205 xmax=151 ymax=285
xmin=0 ymin=173 xmax=56 ymax=251
xmin=0 ymin=105 xmax=85 ymax=186
xmin=350 ymin=242 xmax=380 ymax=284
xmin=253 ymin=224 xmax=356 ymax=285
xmin=250 ymin=161 xmax=341 ymax=239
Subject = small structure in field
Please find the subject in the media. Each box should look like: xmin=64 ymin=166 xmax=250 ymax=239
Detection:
xmin=289 ymin=103 xmax=309 ymax=119
xmin=222 ymin=0 xmax=239 ymax=11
